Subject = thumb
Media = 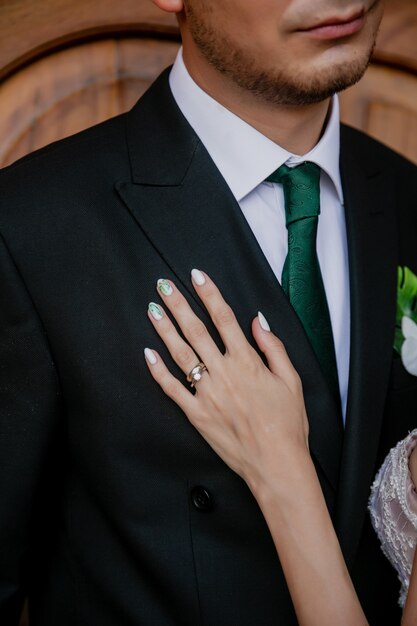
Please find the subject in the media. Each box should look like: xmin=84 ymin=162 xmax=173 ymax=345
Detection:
xmin=252 ymin=312 xmax=301 ymax=393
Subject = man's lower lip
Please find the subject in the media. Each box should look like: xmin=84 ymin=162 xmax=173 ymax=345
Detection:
xmin=301 ymin=15 xmax=365 ymax=40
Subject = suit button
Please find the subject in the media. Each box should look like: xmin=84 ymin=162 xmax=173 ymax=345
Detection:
xmin=191 ymin=486 xmax=213 ymax=512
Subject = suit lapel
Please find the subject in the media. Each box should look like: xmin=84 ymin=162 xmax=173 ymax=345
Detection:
xmin=335 ymin=126 xmax=398 ymax=566
xmin=116 ymin=71 xmax=344 ymax=495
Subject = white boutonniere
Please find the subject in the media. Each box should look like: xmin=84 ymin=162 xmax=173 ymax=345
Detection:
xmin=396 ymin=266 xmax=417 ymax=375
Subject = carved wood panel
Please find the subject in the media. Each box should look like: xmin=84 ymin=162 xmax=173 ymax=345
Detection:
xmin=0 ymin=38 xmax=179 ymax=167
xmin=340 ymin=63 xmax=417 ymax=163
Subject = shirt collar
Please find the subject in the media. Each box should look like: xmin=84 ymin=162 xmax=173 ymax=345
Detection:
xmin=169 ymin=49 xmax=343 ymax=204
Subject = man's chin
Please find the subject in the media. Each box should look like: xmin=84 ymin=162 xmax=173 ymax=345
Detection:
xmin=248 ymin=58 xmax=372 ymax=106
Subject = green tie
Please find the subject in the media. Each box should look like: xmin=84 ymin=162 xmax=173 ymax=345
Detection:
xmin=266 ymin=162 xmax=340 ymax=402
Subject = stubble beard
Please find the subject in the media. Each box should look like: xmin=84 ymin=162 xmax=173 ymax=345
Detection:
xmin=184 ymin=2 xmax=380 ymax=106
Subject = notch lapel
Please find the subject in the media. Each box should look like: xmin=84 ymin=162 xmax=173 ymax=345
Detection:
xmin=335 ymin=126 xmax=398 ymax=566
xmin=116 ymin=70 xmax=344 ymax=494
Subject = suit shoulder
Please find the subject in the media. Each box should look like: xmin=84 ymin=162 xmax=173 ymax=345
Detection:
xmin=0 ymin=114 xmax=126 ymax=193
xmin=340 ymin=123 xmax=416 ymax=177
xmin=0 ymin=112 xmax=131 ymax=230
xmin=3 ymin=113 xmax=128 ymax=175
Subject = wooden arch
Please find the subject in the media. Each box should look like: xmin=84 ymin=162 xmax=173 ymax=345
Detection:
xmin=0 ymin=1 xmax=181 ymax=167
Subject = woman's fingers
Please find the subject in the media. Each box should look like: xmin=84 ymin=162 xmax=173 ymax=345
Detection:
xmin=147 ymin=301 xmax=209 ymax=380
xmin=144 ymin=348 xmax=197 ymax=414
xmin=189 ymin=269 xmax=253 ymax=357
xmin=155 ymin=276 xmax=225 ymax=366
xmin=150 ymin=273 xmax=297 ymax=395
xmin=252 ymin=313 xmax=302 ymax=394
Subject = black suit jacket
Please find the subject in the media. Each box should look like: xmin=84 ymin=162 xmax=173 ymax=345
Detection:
xmin=1 ymin=68 xmax=417 ymax=626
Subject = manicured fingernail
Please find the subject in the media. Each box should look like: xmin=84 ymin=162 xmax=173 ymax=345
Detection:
xmin=191 ymin=268 xmax=206 ymax=286
xmin=157 ymin=278 xmax=173 ymax=296
xmin=258 ymin=311 xmax=270 ymax=332
xmin=148 ymin=302 xmax=163 ymax=320
xmin=144 ymin=348 xmax=157 ymax=365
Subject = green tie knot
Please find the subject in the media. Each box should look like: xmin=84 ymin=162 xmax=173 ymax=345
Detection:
xmin=266 ymin=162 xmax=321 ymax=227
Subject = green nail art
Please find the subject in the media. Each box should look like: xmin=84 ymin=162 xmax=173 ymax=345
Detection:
xmin=148 ymin=302 xmax=163 ymax=320
xmin=157 ymin=278 xmax=173 ymax=296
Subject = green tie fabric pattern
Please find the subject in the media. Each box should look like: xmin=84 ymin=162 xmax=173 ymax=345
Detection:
xmin=266 ymin=162 xmax=340 ymax=402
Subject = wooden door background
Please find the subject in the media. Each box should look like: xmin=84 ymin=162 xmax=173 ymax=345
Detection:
xmin=0 ymin=1 xmax=415 ymax=624
xmin=0 ymin=0 xmax=417 ymax=168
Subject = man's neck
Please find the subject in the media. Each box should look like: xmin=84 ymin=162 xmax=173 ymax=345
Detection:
xmin=182 ymin=47 xmax=331 ymax=156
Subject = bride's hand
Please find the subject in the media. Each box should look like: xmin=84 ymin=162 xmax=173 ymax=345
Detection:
xmin=145 ymin=270 xmax=370 ymax=626
xmin=144 ymin=269 xmax=310 ymax=494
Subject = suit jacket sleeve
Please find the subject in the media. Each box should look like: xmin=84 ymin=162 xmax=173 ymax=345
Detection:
xmin=0 ymin=231 xmax=62 ymax=625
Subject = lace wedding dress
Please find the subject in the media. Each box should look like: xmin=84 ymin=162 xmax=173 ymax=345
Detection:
xmin=369 ymin=429 xmax=417 ymax=607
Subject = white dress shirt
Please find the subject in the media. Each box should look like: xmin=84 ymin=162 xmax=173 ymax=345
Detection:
xmin=169 ymin=49 xmax=350 ymax=422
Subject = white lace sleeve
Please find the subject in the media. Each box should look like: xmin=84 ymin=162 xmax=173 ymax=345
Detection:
xmin=369 ymin=429 xmax=417 ymax=608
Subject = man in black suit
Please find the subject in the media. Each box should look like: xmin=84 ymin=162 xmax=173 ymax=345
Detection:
xmin=1 ymin=0 xmax=416 ymax=624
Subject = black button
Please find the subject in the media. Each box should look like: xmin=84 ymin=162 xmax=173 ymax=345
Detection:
xmin=191 ymin=486 xmax=213 ymax=512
